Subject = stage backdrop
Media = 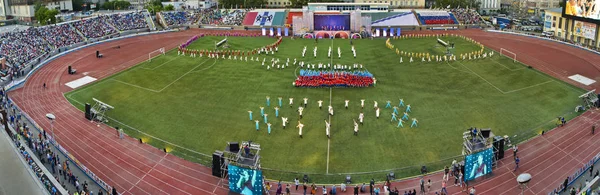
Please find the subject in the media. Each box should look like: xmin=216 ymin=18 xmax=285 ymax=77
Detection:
xmin=228 ymin=165 xmax=264 ymax=195
xmin=314 ymin=14 xmax=351 ymax=31
xmin=464 ymin=148 xmax=493 ymax=182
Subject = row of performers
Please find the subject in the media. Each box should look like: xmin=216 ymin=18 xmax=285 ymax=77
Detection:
xmin=294 ymin=73 xmax=375 ymax=88
xmin=177 ymin=36 xmax=283 ymax=56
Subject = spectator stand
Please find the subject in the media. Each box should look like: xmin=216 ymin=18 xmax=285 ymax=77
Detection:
xmin=548 ymin=152 xmax=600 ymax=194
xmin=3 ymin=114 xmax=69 ymax=195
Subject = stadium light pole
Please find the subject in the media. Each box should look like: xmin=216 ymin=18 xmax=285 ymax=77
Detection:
xmin=46 ymin=113 xmax=56 ymax=144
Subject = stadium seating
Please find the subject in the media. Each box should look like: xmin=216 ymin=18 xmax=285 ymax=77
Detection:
xmin=450 ymin=8 xmax=482 ymax=25
xmin=368 ymin=11 xmax=420 ymax=26
xmin=0 ymin=11 xmax=151 ymax=78
xmin=415 ymin=10 xmax=459 ymax=25
xmin=161 ymin=11 xmax=196 ymax=26
xmin=286 ymin=11 xmax=303 ymax=27
xmin=71 ymin=17 xmax=119 ymax=38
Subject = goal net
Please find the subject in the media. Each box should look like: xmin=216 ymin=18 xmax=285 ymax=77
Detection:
xmin=148 ymin=47 xmax=165 ymax=62
xmin=500 ymin=48 xmax=517 ymax=62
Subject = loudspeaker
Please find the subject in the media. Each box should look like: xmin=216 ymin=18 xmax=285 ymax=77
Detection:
xmin=480 ymin=128 xmax=491 ymax=138
xmin=85 ymin=103 xmax=92 ymax=120
xmin=68 ymin=66 xmax=72 ymax=74
xmin=493 ymin=136 xmax=505 ymax=160
xmin=212 ymin=151 xmax=224 ymax=177
xmin=229 ymin=142 xmax=240 ymax=153
xmin=96 ymin=51 xmax=99 ymax=58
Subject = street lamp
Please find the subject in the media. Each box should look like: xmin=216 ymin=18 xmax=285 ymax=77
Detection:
xmin=46 ymin=113 xmax=56 ymax=143
xmin=517 ymin=173 xmax=532 ymax=195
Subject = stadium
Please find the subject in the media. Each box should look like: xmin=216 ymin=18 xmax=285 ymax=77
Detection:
xmin=1 ymin=2 xmax=600 ymax=195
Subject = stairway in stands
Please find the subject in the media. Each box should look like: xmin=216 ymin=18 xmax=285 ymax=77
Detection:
xmin=70 ymin=23 xmax=88 ymax=41
xmin=143 ymin=10 xmax=158 ymax=30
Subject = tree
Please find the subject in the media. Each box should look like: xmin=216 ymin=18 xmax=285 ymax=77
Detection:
xmin=164 ymin=4 xmax=175 ymax=11
xmin=145 ymin=0 xmax=164 ymax=14
xmin=434 ymin=0 xmax=480 ymax=10
xmin=34 ymin=2 xmax=59 ymax=25
xmin=103 ymin=0 xmax=131 ymax=10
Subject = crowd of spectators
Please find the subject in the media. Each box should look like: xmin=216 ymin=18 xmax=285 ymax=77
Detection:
xmin=450 ymin=8 xmax=482 ymax=25
xmin=196 ymin=8 xmax=248 ymax=25
xmin=39 ymin=25 xmax=85 ymax=49
xmin=161 ymin=11 xmax=196 ymax=26
xmin=0 ymin=11 xmax=150 ymax=79
xmin=105 ymin=11 xmax=149 ymax=31
xmin=0 ymin=28 xmax=51 ymax=67
xmin=3 ymin=91 xmax=106 ymax=195
xmin=72 ymin=17 xmax=119 ymax=38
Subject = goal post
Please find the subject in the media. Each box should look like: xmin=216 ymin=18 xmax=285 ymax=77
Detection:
xmin=500 ymin=48 xmax=517 ymax=62
xmin=148 ymin=47 xmax=165 ymax=62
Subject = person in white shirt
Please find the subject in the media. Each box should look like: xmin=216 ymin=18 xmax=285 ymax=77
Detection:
xmin=373 ymin=101 xmax=378 ymax=108
xmin=375 ymin=107 xmax=380 ymax=119
xmin=354 ymin=120 xmax=359 ymax=135
xmin=328 ymin=105 xmax=334 ymax=116
xmin=340 ymin=183 xmax=346 ymax=192
xmin=318 ymin=100 xmax=323 ymax=109
xmin=345 ymin=100 xmax=349 ymax=109
xmin=298 ymin=107 xmax=304 ymax=119
xmin=297 ymin=121 xmax=304 ymax=138
xmin=289 ymin=98 xmax=294 ymax=108
xmin=325 ymin=120 xmax=331 ymax=139
xmin=282 ymin=117 xmax=288 ymax=129
xmin=361 ymin=99 xmax=365 ymax=109
xmin=303 ymin=98 xmax=308 ymax=108
xmin=358 ymin=112 xmax=364 ymax=125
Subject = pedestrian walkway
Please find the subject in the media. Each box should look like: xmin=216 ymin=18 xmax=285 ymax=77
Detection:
xmin=0 ymin=129 xmax=46 ymax=195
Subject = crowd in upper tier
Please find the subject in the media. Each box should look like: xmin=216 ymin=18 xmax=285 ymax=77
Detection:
xmin=450 ymin=8 xmax=482 ymax=25
xmin=0 ymin=11 xmax=149 ymax=79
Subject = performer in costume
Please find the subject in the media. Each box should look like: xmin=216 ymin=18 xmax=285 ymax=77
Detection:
xmin=411 ymin=118 xmax=418 ymax=128
xmin=248 ymin=111 xmax=253 ymax=121
xmin=264 ymin=114 xmax=268 ymax=124
xmin=255 ymin=120 xmax=260 ymax=130
xmin=399 ymin=99 xmax=405 ymax=107
xmin=274 ymin=107 xmax=280 ymax=117
xmin=385 ymin=101 xmax=392 ymax=108
xmin=391 ymin=112 xmax=398 ymax=122
xmin=406 ymin=104 xmax=412 ymax=113
xmin=266 ymin=96 xmax=270 ymax=107
xmin=260 ymin=106 xmax=265 ymax=116
xmin=297 ymin=121 xmax=304 ymax=138
xmin=397 ymin=119 xmax=404 ymax=128
xmin=267 ymin=123 xmax=272 ymax=134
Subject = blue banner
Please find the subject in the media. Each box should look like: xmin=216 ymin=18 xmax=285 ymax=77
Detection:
xmin=390 ymin=28 xmax=395 ymax=36
xmin=284 ymin=28 xmax=289 ymax=36
xmin=277 ymin=28 xmax=282 ymax=36
xmin=228 ymin=165 xmax=263 ymax=195
xmin=464 ymin=148 xmax=493 ymax=182
xmin=397 ymin=28 xmax=402 ymax=36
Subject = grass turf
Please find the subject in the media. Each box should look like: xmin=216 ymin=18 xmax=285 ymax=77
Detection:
xmin=65 ymin=35 xmax=585 ymax=183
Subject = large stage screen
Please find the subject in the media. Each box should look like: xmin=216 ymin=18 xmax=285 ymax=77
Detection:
xmin=314 ymin=14 xmax=351 ymax=31
xmin=563 ymin=0 xmax=600 ymax=23
xmin=228 ymin=165 xmax=263 ymax=195
xmin=464 ymin=148 xmax=493 ymax=182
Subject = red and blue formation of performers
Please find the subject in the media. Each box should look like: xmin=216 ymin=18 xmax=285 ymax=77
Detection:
xmin=294 ymin=69 xmax=374 ymax=88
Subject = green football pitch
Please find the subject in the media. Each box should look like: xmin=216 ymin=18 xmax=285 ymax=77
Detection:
xmin=66 ymin=35 xmax=585 ymax=183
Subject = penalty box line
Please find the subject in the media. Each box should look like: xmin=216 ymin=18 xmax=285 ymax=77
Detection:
xmin=454 ymin=60 xmax=553 ymax=94
xmin=112 ymin=58 xmax=214 ymax=93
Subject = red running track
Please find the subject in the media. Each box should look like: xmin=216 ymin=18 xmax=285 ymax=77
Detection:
xmin=8 ymin=29 xmax=600 ymax=195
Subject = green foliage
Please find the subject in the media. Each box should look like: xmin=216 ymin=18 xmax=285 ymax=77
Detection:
xmin=34 ymin=2 xmax=59 ymax=25
xmin=434 ymin=0 xmax=481 ymax=10
xmin=102 ymin=0 xmax=131 ymax=10
xmin=164 ymin=4 xmax=175 ymax=11
xmin=144 ymin=0 xmax=164 ymax=14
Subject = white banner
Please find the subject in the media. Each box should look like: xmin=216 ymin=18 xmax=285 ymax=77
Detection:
xmin=253 ymin=12 xmax=275 ymax=26
xmin=574 ymin=21 xmax=597 ymax=40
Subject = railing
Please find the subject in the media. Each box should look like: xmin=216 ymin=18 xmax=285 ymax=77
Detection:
xmin=3 ymin=109 xmax=68 ymax=195
xmin=548 ymin=152 xmax=600 ymax=194
xmin=486 ymin=30 xmax=600 ymax=55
